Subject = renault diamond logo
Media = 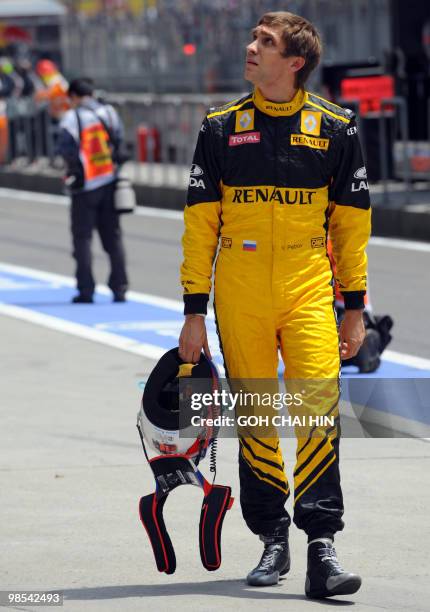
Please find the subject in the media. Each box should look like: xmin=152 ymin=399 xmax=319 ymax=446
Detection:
xmin=239 ymin=112 xmax=252 ymax=129
xmin=304 ymin=115 xmax=317 ymax=132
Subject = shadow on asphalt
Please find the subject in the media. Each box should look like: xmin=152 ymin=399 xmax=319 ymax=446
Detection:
xmin=62 ymin=580 xmax=355 ymax=605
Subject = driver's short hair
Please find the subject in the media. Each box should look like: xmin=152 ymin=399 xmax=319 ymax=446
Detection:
xmin=258 ymin=11 xmax=322 ymax=88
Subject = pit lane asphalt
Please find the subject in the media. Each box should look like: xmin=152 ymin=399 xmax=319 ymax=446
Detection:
xmin=1 ymin=313 xmax=430 ymax=612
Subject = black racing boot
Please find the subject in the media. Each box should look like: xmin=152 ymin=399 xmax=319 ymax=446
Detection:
xmin=113 ymin=292 xmax=127 ymax=303
xmin=246 ymin=530 xmax=290 ymax=586
xmin=305 ymin=538 xmax=362 ymax=599
xmin=71 ymin=294 xmax=93 ymax=304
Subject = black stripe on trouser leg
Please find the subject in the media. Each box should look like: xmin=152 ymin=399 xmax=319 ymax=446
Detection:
xmin=239 ymin=443 xmax=291 ymax=536
xmin=293 ymin=436 xmax=344 ymax=538
xmin=294 ymin=436 xmax=328 ymax=477
xmin=294 ymin=448 xmax=336 ymax=499
xmin=247 ymin=431 xmax=279 ymax=453
xmin=240 ymin=437 xmax=286 ymax=476
xmin=296 ymin=396 xmax=339 ymax=458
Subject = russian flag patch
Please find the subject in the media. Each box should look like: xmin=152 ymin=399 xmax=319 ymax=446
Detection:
xmin=243 ymin=240 xmax=257 ymax=251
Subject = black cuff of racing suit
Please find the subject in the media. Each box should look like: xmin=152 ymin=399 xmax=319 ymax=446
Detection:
xmin=184 ymin=293 xmax=209 ymax=315
xmin=307 ymin=531 xmax=335 ymax=543
xmin=341 ymin=291 xmax=366 ymax=310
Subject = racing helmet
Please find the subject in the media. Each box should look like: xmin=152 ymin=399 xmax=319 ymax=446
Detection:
xmin=137 ymin=348 xmax=220 ymax=461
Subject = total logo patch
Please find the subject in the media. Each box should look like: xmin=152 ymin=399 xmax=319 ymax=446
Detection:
xmin=235 ymin=108 xmax=255 ymax=132
xmin=221 ymin=237 xmax=232 ymax=249
xmin=351 ymin=166 xmax=369 ymax=192
xmin=189 ymin=164 xmax=206 ymax=188
xmin=301 ymin=110 xmax=322 ymax=136
xmin=229 ymin=132 xmax=261 ymax=146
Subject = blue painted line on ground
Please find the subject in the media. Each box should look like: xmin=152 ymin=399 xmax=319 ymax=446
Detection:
xmin=1 ymin=268 xmax=429 ymax=428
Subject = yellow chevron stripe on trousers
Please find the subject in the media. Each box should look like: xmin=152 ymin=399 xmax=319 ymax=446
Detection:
xmin=294 ymin=438 xmax=334 ymax=489
xmin=240 ymin=438 xmax=284 ymax=473
xmin=295 ymin=401 xmax=340 ymax=458
xmin=240 ymin=448 xmax=290 ymax=495
xmin=296 ymin=433 xmax=332 ymax=463
xmin=240 ymin=439 xmax=287 ymax=484
xmin=294 ymin=454 xmax=337 ymax=504
xmin=240 ymin=434 xmax=281 ymax=463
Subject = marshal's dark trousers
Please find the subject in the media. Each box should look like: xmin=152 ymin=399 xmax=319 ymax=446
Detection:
xmin=71 ymin=182 xmax=128 ymax=298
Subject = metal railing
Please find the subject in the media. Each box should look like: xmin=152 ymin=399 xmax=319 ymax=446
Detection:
xmin=3 ymin=99 xmax=54 ymax=164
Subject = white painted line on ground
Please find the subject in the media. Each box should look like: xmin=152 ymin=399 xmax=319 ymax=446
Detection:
xmin=0 ymin=261 xmax=198 ymax=315
xmin=1 ymin=262 xmax=429 ymax=369
xmin=2 ymin=187 xmax=430 ymax=243
xmin=0 ymin=187 xmax=183 ymax=220
xmin=383 ymin=350 xmax=430 ymax=371
xmin=136 ymin=207 xmax=183 ymax=220
xmin=0 ymin=187 xmax=69 ymax=206
xmin=369 ymin=236 xmax=430 ymax=253
xmin=0 ymin=302 xmax=165 ymax=361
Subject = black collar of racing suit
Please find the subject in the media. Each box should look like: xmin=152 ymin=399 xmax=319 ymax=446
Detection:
xmin=253 ymin=86 xmax=307 ymax=116
xmin=137 ymin=431 xmax=234 ymax=575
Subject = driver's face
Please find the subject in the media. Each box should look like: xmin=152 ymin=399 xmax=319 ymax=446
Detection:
xmin=245 ymin=25 xmax=290 ymax=86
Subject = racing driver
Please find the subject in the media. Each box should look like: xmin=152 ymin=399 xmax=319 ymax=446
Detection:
xmin=179 ymin=10 xmax=371 ymax=599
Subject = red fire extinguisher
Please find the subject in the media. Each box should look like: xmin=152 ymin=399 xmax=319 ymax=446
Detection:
xmin=137 ymin=125 xmax=161 ymax=162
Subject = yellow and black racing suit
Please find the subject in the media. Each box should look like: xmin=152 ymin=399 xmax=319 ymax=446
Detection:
xmin=181 ymin=87 xmax=371 ymax=540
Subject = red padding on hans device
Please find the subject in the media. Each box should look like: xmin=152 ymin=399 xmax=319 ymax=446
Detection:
xmin=199 ymin=485 xmax=232 ymax=571
xmin=139 ymin=494 xmax=176 ymax=574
